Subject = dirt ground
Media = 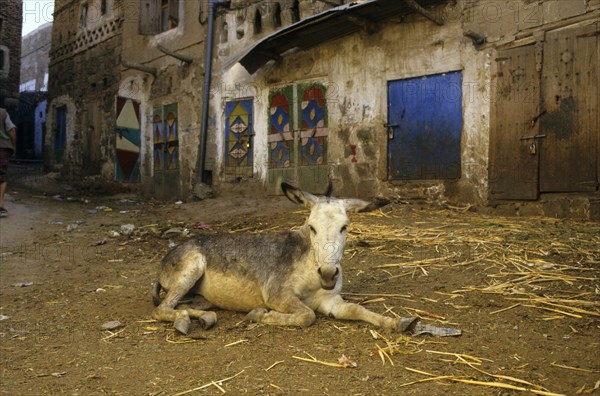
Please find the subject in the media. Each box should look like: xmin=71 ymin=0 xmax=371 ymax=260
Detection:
xmin=0 ymin=171 xmax=599 ymax=395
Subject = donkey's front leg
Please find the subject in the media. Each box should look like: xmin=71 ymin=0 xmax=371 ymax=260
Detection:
xmin=318 ymin=295 xmax=418 ymax=332
xmin=245 ymin=295 xmax=316 ymax=328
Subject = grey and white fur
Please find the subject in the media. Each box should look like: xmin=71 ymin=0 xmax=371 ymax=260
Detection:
xmin=152 ymin=182 xmax=417 ymax=335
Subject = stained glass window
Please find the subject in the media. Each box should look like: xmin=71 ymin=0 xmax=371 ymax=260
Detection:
xmin=268 ymin=86 xmax=294 ymax=169
xmin=298 ymin=83 xmax=328 ymax=166
xmin=225 ymin=99 xmax=253 ymax=175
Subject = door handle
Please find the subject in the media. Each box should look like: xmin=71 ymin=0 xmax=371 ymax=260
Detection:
xmin=520 ymin=134 xmax=546 ymax=141
xmin=385 ymin=124 xmax=398 ymax=140
xmin=530 ymin=110 xmax=546 ymax=127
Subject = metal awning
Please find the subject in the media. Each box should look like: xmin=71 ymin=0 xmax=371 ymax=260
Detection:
xmin=225 ymin=0 xmax=445 ymax=74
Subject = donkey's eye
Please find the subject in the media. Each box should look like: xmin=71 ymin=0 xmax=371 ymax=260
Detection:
xmin=340 ymin=225 xmax=347 ymax=233
xmin=309 ymin=225 xmax=316 ymax=234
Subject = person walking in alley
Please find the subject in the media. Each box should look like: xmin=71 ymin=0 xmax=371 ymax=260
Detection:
xmin=0 ymin=107 xmax=17 ymax=216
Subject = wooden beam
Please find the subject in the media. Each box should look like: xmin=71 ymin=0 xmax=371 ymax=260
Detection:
xmin=121 ymin=60 xmax=157 ymax=76
xmin=256 ymin=48 xmax=282 ymax=61
xmin=346 ymin=15 xmax=379 ymax=34
xmin=157 ymin=44 xmax=194 ymax=64
xmin=404 ymin=0 xmax=444 ymax=26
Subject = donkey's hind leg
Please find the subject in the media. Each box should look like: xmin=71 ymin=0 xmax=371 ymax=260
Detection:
xmin=178 ymin=306 xmax=217 ymax=329
xmin=153 ymin=287 xmax=196 ymax=334
xmin=152 ymin=249 xmax=209 ymax=334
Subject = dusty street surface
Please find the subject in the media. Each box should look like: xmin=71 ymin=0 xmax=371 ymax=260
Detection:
xmin=0 ymin=177 xmax=599 ymax=395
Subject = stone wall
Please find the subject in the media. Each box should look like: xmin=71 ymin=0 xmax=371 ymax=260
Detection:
xmin=20 ymin=22 xmax=52 ymax=92
xmin=47 ymin=0 xmax=123 ymax=179
xmin=0 ymin=0 xmax=23 ymax=108
xmin=119 ymin=0 xmax=207 ymax=199
xmin=210 ymin=0 xmax=599 ymax=204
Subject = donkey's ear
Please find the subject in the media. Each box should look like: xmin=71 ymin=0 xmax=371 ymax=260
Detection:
xmin=281 ymin=182 xmax=319 ymax=206
xmin=344 ymin=197 xmax=390 ymax=213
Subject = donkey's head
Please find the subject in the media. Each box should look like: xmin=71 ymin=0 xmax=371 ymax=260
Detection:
xmin=282 ymin=182 xmax=390 ymax=290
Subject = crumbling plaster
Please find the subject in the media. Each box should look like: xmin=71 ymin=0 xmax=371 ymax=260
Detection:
xmin=119 ymin=0 xmax=205 ymax=198
xmin=214 ymin=1 xmax=493 ymax=202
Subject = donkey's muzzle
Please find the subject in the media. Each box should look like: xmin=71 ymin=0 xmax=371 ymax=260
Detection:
xmin=318 ymin=266 xmax=339 ymax=290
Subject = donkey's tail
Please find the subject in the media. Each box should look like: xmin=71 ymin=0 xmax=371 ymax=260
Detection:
xmin=152 ymin=281 xmax=163 ymax=306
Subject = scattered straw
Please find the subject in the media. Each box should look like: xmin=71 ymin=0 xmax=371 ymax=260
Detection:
xmin=172 ymin=370 xmax=245 ymax=396
xmin=425 ymin=350 xmax=493 ymax=364
xmin=224 ymin=339 xmax=248 ymax=347
xmin=551 ymin=362 xmax=600 ymax=373
xmin=292 ymin=351 xmax=351 ymax=368
xmin=371 ymin=331 xmax=422 ymax=365
xmin=165 ymin=333 xmax=200 ymax=344
xmin=490 ymin=303 xmax=521 ymax=315
xmin=401 ymin=366 xmax=565 ymax=396
xmin=448 ymin=378 xmax=565 ymax=396
xmin=101 ymin=328 xmax=126 ymax=342
xmin=265 ymin=360 xmax=285 ymax=371
xmin=404 ymin=307 xmax=446 ymax=320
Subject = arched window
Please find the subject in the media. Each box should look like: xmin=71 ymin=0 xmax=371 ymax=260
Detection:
xmin=254 ymin=9 xmax=262 ymax=34
xmin=236 ymin=14 xmax=244 ymax=39
xmin=291 ymin=0 xmax=300 ymax=23
xmin=272 ymin=3 xmax=282 ymax=28
xmin=221 ymin=21 xmax=228 ymax=43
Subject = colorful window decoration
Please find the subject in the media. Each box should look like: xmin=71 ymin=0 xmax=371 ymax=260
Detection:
xmin=298 ymin=83 xmax=328 ymax=166
xmin=225 ymin=99 xmax=253 ymax=170
xmin=115 ymin=97 xmax=141 ymax=182
xmin=153 ymin=113 xmax=164 ymax=171
xmin=268 ymin=86 xmax=294 ymax=169
xmin=153 ymin=103 xmax=178 ymax=172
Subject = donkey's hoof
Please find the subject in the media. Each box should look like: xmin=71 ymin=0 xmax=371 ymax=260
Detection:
xmin=199 ymin=311 xmax=217 ymax=330
xmin=397 ymin=316 xmax=419 ymax=333
xmin=244 ymin=308 xmax=268 ymax=323
xmin=174 ymin=317 xmax=191 ymax=335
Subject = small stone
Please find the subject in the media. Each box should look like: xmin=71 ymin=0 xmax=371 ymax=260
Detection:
xmin=120 ymin=224 xmax=136 ymax=236
xmin=101 ymin=321 xmax=124 ymax=331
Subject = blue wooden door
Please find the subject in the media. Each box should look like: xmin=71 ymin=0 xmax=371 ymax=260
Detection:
xmin=387 ymin=72 xmax=462 ymax=180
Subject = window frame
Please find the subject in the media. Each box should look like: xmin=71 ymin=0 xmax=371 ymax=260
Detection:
xmin=139 ymin=0 xmax=179 ymax=36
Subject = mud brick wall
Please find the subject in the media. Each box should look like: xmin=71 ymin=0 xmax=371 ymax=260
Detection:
xmin=47 ymin=0 xmax=123 ymax=179
xmin=0 ymin=0 xmax=23 ymax=108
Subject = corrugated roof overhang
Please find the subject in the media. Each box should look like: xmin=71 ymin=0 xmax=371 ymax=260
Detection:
xmin=225 ymin=0 xmax=446 ymax=74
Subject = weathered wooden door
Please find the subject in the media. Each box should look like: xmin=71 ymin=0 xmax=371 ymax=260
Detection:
xmin=115 ymin=97 xmax=141 ymax=182
xmin=268 ymin=83 xmax=329 ymax=193
xmin=55 ymin=106 xmax=66 ymax=163
xmin=490 ymin=23 xmax=599 ymax=199
xmin=153 ymin=103 xmax=180 ymax=198
xmin=387 ymin=72 xmax=462 ymax=180
xmin=224 ymin=99 xmax=253 ymax=178
xmin=83 ymin=100 xmax=102 ymax=175
xmin=489 ymin=45 xmax=541 ymax=200
xmin=539 ymin=22 xmax=599 ymax=192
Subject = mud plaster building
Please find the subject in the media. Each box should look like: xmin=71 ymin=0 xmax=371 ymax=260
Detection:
xmin=213 ymin=0 xmax=599 ymax=217
xmin=0 ymin=0 xmax=23 ymax=109
xmin=47 ymin=0 xmax=125 ymax=180
xmin=46 ymin=0 xmax=599 ymax=217
xmin=46 ymin=0 xmax=209 ymax=198
xmin=18 ymin=22 xmax=52 ymax=160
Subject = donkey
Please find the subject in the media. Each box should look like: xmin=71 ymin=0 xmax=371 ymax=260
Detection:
xmin=151 ymin=182 xmax=418 ymax=335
